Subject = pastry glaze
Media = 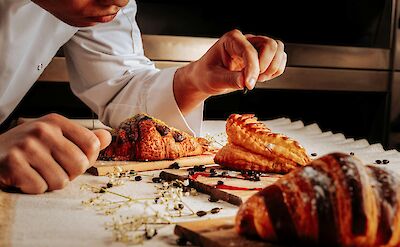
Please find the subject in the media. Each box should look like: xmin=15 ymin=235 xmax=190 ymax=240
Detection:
xmin=215 ymin=114 xmax=311 ymax=173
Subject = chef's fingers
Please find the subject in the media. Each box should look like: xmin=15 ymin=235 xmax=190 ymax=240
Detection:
xmin=50 ymin=138 xmax=90 ymax=180
xmin=42 ymin=114 xmax=101 ymax=166
xmin=221 ymin=29 xmax=260 ymax=89
xmin=246 ymin=36 xmax=279 ymax=75
xmin=20 ymin=139 xmax=70 ymax=191
xmin=5 ymin=149 xmax=48 ymax=194
xmin=258 ymin=40 xmax=284 ymax=80
xmin=92 ymin=129 xmax=112 ymax=150
xmin=259 ymin=51 xmax=287 ymax=82
xmin=271 ymin=52 xmax=287 ymax=80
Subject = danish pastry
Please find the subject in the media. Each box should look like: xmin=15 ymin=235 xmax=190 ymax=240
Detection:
xmin=214 ymin=114 xmax=311 ymax=173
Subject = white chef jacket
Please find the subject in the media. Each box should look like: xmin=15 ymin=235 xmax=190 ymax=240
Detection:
xmin=0 ymin=0 xmax=203 ymax=135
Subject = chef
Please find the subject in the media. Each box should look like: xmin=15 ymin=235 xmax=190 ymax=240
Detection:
xmin=0 ymin=0 xmax=286 ymax=194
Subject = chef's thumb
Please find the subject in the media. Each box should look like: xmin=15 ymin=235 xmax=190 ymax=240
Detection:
xmin=92 ymin=129 xmax=112 ymax=150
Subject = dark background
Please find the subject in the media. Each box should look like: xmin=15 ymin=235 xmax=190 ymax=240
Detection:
xmin=136 ymin=0 xmax=390 ymax=48
xmin=135 ymin=0 xmax=392 ymax=144
xmin=12 ymin=0 xmax=394 ymax=146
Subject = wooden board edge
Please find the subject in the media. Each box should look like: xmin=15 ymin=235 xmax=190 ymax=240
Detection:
xmin=159 ymin=171 xmax=243 ymax=206
xmin=89 ymin=154 xmax=215 ymax=176
xmin=174 ymin=217 xmax=278 ymax=247
xmin=174 ymin=217 xmax=234 ymax=247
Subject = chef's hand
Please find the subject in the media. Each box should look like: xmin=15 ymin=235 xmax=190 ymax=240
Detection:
xmin=0 ymin=114 xmax=111 ymax=194
xmin=174 ymin=29 xmax=286 ymax=114
xmin=32 ymin=0 xmax=129 ymax=27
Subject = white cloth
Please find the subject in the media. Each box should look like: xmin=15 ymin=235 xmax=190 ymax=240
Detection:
xmin=9 ymin=119 xmax=400 ymax=246
xmin=0 ymin=0 xmax=202 ymax=135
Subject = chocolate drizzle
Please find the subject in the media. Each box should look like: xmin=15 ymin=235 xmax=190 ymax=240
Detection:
xmin=368 ymin=166 xmax=398 ymax=245
xmin=261 ymin=185 xmax=298 ymax=243
xmin=118 ymin=114 xmax=154 ymax=159
xmin=301 ymin=166 xmax=338 ymax=245
xmin=333 ymin=154 xmax=367 ymax=236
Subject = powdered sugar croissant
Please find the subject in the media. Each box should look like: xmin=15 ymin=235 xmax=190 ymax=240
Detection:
xmin=236 ymin=153 xmax=400 ymax=246
xmin=214 ymin=114 xmax=311 ymax=173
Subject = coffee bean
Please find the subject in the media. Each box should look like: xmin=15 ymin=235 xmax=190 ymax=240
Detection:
xmin=208 ymin=197 xmax=219 ymax=202
xmin=196 ymin=211 xmax=207 ymax=217
xmin=210 ymin=207 xmax=221 ymax=214
xmin=169 ymin=162 xmax=180 ymax=169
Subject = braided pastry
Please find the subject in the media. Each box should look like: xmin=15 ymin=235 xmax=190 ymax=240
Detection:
xmin=99 ymin=114 xmax=209 ymax=161
xmin=236 ymin=153 xmax=400 ymax=246
xmin=214 ymin=114 xmax=311 ymax=173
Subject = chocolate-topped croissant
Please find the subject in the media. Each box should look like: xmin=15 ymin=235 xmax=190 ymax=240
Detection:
xmin=99 ymin=114 xmax=208 ymax=161
xmin=236 ymin=153 xmax=400 ymax=246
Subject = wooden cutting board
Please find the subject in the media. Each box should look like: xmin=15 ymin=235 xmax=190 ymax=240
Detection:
xmin=87 ymin=154 xmax=215 ymax=176
xmin=174 ymin=217 xmax=280 ymax=247
xmin=160 ymin=168 xmax=281 ymax=206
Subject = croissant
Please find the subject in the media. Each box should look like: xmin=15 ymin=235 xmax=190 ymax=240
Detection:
xmin=236 ymin=153 xmax=400 ymax=246
xmin=214 ymin=114 xmax=311 ymax=173
xmin=99 ymin=114 xmax=208 ymax=161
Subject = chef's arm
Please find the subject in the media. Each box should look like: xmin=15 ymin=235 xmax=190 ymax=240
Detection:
xmin=173 ymin=30 xmax=287 ymax=115
xmin=63 ymin=2 xmax=286 ymax=134
xmin=63 ymin=2 xmax=203 ymax=135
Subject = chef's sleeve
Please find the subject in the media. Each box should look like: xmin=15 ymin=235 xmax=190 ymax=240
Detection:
xmin=63 ymin=1 xmax=203 ymax=136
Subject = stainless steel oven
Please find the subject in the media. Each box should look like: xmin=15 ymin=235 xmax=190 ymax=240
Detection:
xmin=137 ymin=0 xmax=398 ymax=146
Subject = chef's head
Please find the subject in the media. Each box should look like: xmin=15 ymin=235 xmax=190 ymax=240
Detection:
xmin=33 ymin=0 xmax=129 ymax=27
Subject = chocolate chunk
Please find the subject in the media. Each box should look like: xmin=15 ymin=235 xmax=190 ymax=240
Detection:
xmin=173 ymin=131 xmax=186 ymax=142
xmin=155 ymin=123 xmax=170 ymax=136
